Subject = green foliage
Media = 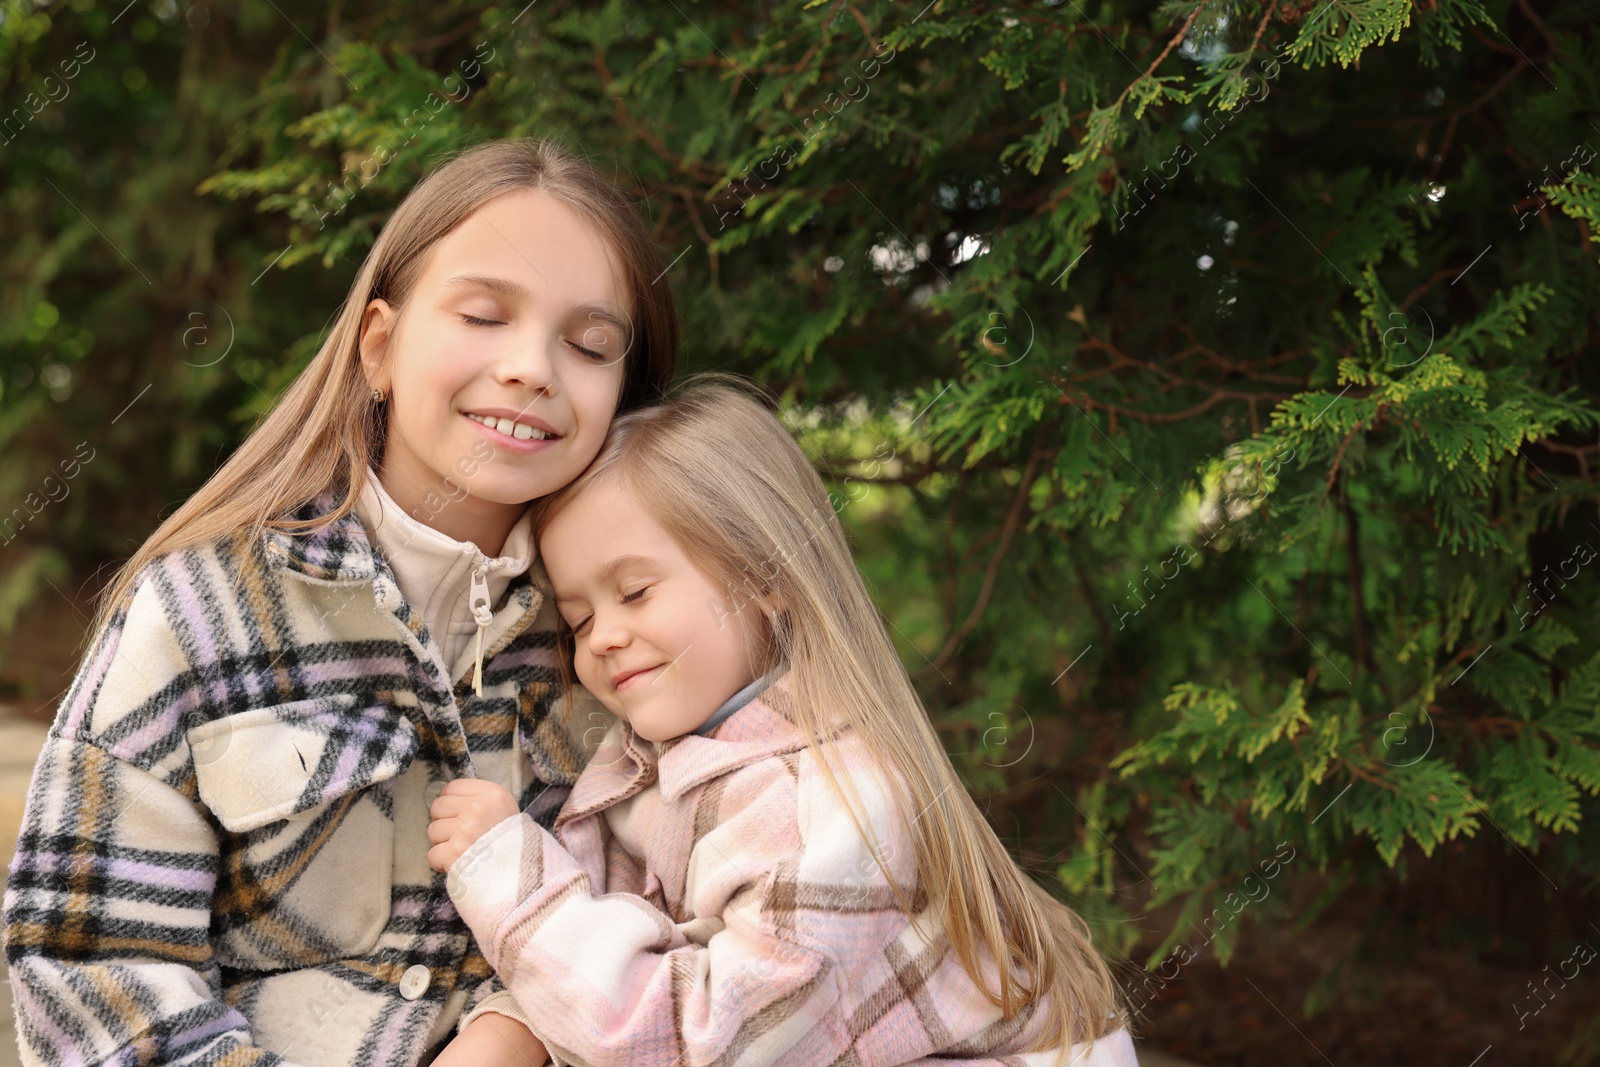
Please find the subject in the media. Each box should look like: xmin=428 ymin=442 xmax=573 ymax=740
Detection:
xmin=4 ymin=0 xmax=1599 ymax=1040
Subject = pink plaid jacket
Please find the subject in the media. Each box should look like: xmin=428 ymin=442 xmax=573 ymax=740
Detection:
xmin=446 ymin=675 xmax=1137 ymax=1067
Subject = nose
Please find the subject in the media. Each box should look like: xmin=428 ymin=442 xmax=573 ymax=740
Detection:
xmin=585 ymin=607 xmax=629 ymax=658
xmin=497 ymin=331 xmax=560 ymax=397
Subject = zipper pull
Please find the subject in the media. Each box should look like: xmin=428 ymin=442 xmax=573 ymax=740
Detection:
xmin=469 ymin=561 xmax=494 ymax=696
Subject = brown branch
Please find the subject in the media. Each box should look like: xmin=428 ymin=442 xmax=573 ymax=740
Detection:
xmin=1452 ymin=715 xmax=1529 ymax=739
xmin=1243 ymin=0 xmax=1279 ymax=64
xmin=1115 ymin=2 xmax=1210 ymax=110
xmin=1009 ymin=13 xmax=1163 ymax=38
xmin=1515 ymin=0 xmax=1559 ymax=57
xmin=1325 ymin=424 xmax=1360 ymax=493
xmin=1046 ymin=376 xmax=1295 ymax=424
xmin=393 ymin=14 xmax=482 ymax=53
xmin=1169 ymin=321 xmax=1310 ymax=383
xmin=921 ymin=432 xmax=1047 ymax=675
xmin=1342 ymin=488 xmax=1373 ymax=676
xmin=1534 ymin=438 xmax=1596 ymax=484
xmin=1351 ymin=53 xmax=1528 ymax=130
xmin=676 ymin=189 xmax=719 ymax=285
xmin=1454 ymin=53 xmax=1531 ymax=118
xmin=1431 ymin=113 xmax=1461 ymax=177
xmin=1346 ymin=762 xmax=1400 ymax=793
xmin=1064 ymin=533 xmax=1126 ymax=696
xmin=1467 ymin=25 xmax=1523 ymax=57
xmin=847 ymin=5 xmax=880 ymax=53
xmin=1397 ymin=267 xmax=1458 ymax=312
xmin=1034 ymin=179 xmax=1077 ymax=219
xmin=592 ymin=50 xmax=725 ymax=187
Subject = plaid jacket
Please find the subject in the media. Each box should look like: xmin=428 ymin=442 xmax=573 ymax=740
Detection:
xmin=447 ymin=677 xmax=1137 ymax=1067
xmin=2 ymin=491 xmax=600 ymax=1066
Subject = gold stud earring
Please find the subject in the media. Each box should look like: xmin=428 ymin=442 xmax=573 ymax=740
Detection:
xmin=371 ymin=388 xmax=385 ymax=403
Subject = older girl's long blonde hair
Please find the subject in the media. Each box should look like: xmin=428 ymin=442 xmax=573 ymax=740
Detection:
xmin=534 ymin=375 xmax=1128 ymax=1051
xmin=88 ymin=138 xmax=677 ymax=642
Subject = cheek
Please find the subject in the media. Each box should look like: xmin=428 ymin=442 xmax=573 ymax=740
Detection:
xmin=397 ymin=331 xmax=469 ymax=407
xmin=571 ymin=646 xmax=599 ymax=687
xmin=695 ymin=593 xmax=758 ymax=667
xmin=569 ymin=363 xmax=625 ymax=429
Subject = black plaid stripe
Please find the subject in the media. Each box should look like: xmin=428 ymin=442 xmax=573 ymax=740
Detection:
xmin=5 ymin=484 xmax=589 ymax=1065
xmin=261 ymin=492 xmax=380 ymax=584
xmin=288 ymin=701 xmax=420 ymax=815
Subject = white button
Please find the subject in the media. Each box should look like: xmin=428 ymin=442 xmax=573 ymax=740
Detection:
xmin=398 ymin=964 xmax=431 ymax=1001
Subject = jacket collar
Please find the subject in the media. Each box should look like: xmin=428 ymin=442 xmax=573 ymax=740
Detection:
xmin=260 ymin=488 xmax=547 ymax=695
xmin=558 ymin=673 xmax=825 ymax=825
xmin=261 ymin=490 xmax=382 ymax=583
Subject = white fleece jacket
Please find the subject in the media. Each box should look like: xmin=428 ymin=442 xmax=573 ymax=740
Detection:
xmin=353 ymin=474 xmax=536 ymax=692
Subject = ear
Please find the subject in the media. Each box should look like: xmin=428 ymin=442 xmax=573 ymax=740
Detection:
xmin=358 ymin=298 xmax=397 ymax=394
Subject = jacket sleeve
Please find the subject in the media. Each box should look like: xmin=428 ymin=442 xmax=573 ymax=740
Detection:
xmin=445 ymin=813 xmax=846 ymax=1067
xmin=455 ymin=971 xmax=536 ymax=1034
xmin=2 ymin=572 xmax=301 ymax=1066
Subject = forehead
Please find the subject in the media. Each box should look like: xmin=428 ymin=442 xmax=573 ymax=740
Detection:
xmin=542 ymin=480 xmax=674 ymax=592
xmin=421 ymin=188 xmax=632 ymax=319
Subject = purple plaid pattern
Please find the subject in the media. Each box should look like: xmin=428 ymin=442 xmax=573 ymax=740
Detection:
xmin=3 ymin=492 xmax=598 ymax=1066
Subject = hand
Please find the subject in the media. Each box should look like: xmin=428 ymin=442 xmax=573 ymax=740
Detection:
xmin=430 ymin=1011 xmax=549 ymax=1067
xmin=428 ymin=778 xmax=520 ymax=873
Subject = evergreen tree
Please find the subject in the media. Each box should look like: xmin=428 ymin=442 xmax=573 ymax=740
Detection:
xmin=3 ymin=0 xmax=1598 ymax=1056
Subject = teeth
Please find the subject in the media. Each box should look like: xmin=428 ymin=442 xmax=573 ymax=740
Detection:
xmin=468 ymin=413 xmax=552 ymax=440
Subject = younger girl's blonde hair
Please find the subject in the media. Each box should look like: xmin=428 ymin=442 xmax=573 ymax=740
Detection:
xmin=88 ymin=138 xmax=677 ymax=643
xmin=534 ymin=374 xmax=1127 ymax=1051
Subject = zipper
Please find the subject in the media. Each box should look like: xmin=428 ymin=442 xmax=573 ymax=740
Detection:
xmin=469 ymin=559 xmax=495 ymax=696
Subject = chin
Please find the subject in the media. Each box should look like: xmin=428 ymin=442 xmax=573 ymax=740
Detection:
xmin=473 ymin=480 xmax=557 ymax=506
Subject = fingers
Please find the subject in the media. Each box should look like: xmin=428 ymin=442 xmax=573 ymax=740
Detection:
xmin=427 ymin=778 xmax=519 ymax=874
xmin=428 ymin=794 xmax=468 ymax=820
xmin=427 ymin=841 xmax=462 ymax=873
xmin=439 ymin=777 xmax=515 ymax=801
xmin=431 ymin=780 xmax=517 ymax=819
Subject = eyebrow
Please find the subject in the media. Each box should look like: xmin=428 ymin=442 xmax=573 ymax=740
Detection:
xmin=552 ymin=554 xmax=659 ymax=606
xmin=441 ymin=274 xmax=632 ymax=335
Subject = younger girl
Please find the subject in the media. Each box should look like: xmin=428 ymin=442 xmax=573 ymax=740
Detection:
xmin=3 ymin=138 xmax=675 ymax=1066
xmin=427 ymin=379 xmax=1136 ymax=1066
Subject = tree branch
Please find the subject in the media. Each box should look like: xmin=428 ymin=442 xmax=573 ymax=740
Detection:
xmin=920 ymin=431 xmax=1047 ymax=675
xmin=1114 ymin=2 xmax=1210 ymax=110
xmin=1342 ymin=486 xmax=1374 ymax=676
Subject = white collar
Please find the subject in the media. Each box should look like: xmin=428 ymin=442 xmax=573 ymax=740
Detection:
xmin=353 ymin=473 xmax=535 ymax=693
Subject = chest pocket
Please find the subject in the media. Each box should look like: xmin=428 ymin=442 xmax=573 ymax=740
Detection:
xmin=187 ymin=693 xmax=420 ymax=970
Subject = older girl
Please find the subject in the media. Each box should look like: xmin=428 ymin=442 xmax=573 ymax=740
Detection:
xmin=2 ymin=138 xmax=676 ymax=1065
xmin=428 ymin=379 xmax=1136 ymax=1066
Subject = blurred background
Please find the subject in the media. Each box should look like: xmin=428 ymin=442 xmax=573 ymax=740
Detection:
xmin=2 ymin=1 xmax=1598 ymax=1064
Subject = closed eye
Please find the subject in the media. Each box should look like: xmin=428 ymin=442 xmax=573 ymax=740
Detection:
xmin=566 ymin=586 xmax=649 ymax=636
xmin=461 ymin=314 xmax=503 ymax=327
xmin=566 ymin=339 xmax=610 ymax=362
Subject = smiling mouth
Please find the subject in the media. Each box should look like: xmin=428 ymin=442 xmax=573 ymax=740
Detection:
xmin=464 ymin=412 xmax=560 ymax=441
xmin=613 ymin=665 xmax=663 ymax=690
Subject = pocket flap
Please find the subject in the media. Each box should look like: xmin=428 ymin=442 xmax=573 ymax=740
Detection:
xmin=187 ymin=694 xmax=419 ymax=833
